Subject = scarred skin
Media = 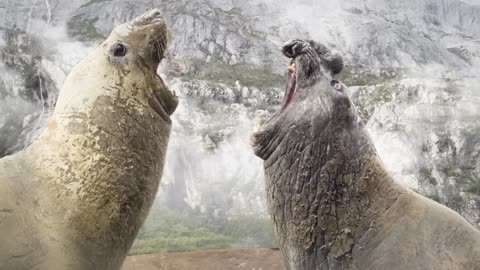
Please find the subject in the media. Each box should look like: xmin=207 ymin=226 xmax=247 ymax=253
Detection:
xmin=251 ymin=39 xmax=480 ymax=270
xmin=0 ymin=9 xmax=178 ymax=270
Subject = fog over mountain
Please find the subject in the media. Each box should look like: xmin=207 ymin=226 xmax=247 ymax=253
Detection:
xmin=1 ymin=0 xmax=479 ymax=251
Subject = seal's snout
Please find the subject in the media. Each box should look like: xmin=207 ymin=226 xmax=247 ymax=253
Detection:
xmin=142 ymin=9 xmax=165 ymax=25
xmin=131 ymin=8 xmax=165 ymax=28
xmin=147 ymin=9 xmax=162 ymax=19
xmin=282 ymin=40 xmax=309 ymax=58
xmin=251 ymin=127 xmax=276 ymax=160
xmin=124 ymin=9 xmax=169 ymax=64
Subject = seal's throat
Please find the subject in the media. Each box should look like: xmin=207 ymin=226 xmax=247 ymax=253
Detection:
xmin=282 ymin=62 xmax=297 ymax=111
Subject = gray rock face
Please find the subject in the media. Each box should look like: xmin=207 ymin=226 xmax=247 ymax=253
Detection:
xmin=0 ymin=0 xmax=479 ymax=229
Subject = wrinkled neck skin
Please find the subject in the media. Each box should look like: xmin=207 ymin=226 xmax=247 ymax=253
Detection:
xmin=19 ymin=12 xmax=175 ymax=269
xmin=265 ymin=114 xmax=401 ymax=269
xmin=253 ymin=40 xmax=402 ymax=270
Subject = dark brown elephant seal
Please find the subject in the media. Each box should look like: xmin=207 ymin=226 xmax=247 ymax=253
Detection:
xmin=0 ymin=9 xmax=178 ymax=270
xmin=251 ymin=39 xmax=480 ymax=270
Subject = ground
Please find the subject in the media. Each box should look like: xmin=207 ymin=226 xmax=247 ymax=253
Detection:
xmin=122 ymin=248 xmax=285 ymax=270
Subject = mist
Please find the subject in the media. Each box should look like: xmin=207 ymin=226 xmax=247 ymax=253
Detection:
xmin=0 ymin=0 xmax=479 ymax=257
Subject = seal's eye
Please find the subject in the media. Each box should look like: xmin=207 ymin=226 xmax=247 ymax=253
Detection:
xmin=331 ymin=80 xmax=343 ymax=91
xmin=113 ymin=43 xmax=127 ymax=57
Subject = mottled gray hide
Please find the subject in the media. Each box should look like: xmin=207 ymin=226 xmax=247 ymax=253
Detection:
xmin=252 ymin=39 xmax=480 ymax=270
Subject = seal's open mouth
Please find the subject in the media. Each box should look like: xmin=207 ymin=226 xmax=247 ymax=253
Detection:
xmin=250 ymin=58 xmax=298 ymax=159
xmin=283 ymin=61 xmax=297 ymax=111
xmin=149 ymin=64 xmax=177 ymax=122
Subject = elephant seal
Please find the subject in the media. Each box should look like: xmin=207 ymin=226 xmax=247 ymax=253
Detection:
xmin=251 ymin=39 xmax=480 ymax=270
xmin=0 ymin=9 xmax=178 ymax=270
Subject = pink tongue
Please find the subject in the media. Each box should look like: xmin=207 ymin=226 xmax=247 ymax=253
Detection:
xmin=282 ymin=72 xmax=296 ymax=111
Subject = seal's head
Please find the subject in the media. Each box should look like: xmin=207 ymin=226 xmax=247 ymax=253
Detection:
xmin=54 ymin=8 xmax=178 ymax=125
xmin=251 ymin=39 xmax=352 ymax=160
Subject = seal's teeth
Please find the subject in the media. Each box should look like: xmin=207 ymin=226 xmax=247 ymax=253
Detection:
xmin=254 ymin=119 xmax=266 ymax=133
xmin=288 ymin=63 xmax=296 ymax=73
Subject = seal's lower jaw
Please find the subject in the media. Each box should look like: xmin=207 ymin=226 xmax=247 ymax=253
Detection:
xmin=250 ymin=128 xmax=273 ymax=160
xmin=149 ymin=67 xmax=178 ymax=122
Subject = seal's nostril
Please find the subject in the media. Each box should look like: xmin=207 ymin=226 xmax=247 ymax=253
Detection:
xmin=285 ymin=46 xmax=294 ymax=57
xmin=282 ymin=43 xmax=296 ymax=58
xmin=150 ymin=9 xmax=162 ymax=18
xmin=282 ymin=40 xmax=306 ymax=58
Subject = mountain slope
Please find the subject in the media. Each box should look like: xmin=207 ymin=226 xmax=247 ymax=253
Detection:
xmin=0 ymin=0 xmax=479 ymax=253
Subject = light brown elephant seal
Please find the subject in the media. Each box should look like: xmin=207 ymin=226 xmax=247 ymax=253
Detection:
xmin=251 ymin=39 xmax=480 ymax=270
xmin=0 ymin=9 xmax=178 ymax=270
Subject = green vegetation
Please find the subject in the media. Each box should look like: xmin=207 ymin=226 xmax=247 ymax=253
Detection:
xmin=67 ymin=14 xmax=105 ymax=42
xmin=419 ymin=167 xmax=438 ymax=186
xmin=347 ymin=66 xmax=421 ymax=121
xmin=79 ymin=0 xmax=112 ymax=8
xmin=339 ymin=65 xmax=403 ymax=87
xmin=176 ymin=59 xmax=284 ymax=88
xmin=466 ymin=177 xmax=480 ymax=196
xmin=350 ymin=82 xmax=398 ymax=120
xmin=454 ymin=167 xmax=480 ymax=197
xmin=436 ymin=133 xmax=457 ymax=155
xmin=129 ymin=207 xmax=276 ymax=255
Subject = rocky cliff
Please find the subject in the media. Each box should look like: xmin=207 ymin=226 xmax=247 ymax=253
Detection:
xmin=1 ymin=0 xmax=479 ymax=239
